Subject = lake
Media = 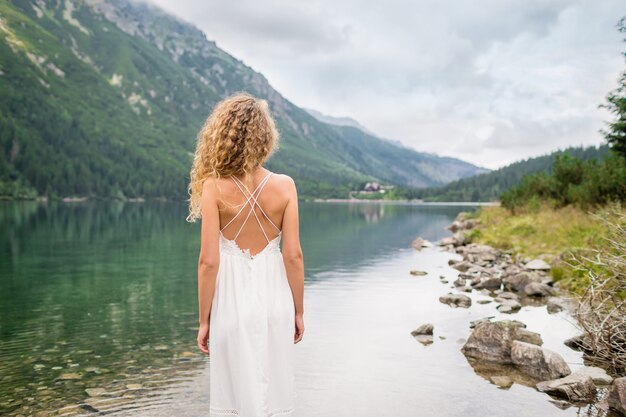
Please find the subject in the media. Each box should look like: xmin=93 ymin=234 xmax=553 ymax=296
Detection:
xmin=0 ymin=201 xmax=584 ymax=416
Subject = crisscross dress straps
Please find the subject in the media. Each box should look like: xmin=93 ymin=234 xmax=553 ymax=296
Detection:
xmin=219 ymin=172 xmax=280 ymax=244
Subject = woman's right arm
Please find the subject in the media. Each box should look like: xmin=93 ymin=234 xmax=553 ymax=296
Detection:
xmin=281 ymin=176 xmax=305 ymax=343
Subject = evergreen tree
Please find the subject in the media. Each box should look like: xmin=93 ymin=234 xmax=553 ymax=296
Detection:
xmin=602 ymin=17 xmax=626 ymax=158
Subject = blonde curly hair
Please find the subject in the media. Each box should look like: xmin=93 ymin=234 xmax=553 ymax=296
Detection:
xmin=185 ymin=92 xmax=279 ymax=223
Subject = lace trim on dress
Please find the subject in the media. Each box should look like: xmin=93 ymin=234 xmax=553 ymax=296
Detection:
xmin=209 ymin=406 xmax=294 ymax=416
xmin=219 ymin=231 xmax=281 ymax=260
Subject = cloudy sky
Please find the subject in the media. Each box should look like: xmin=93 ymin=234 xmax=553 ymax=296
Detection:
xmin=150 ymin=0 xmax=624 ymax=169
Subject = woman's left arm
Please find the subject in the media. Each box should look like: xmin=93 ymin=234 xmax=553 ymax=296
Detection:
xmin=197 ymin=178 xmax=221 ymax=355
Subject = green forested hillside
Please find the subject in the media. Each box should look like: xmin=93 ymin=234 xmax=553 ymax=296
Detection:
xmin=411 ymin=145 xmax=610 ymax=202
xmin=0 ymin=0 xmax=484 ymax=201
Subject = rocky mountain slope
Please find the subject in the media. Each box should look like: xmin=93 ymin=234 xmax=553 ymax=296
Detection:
xmin=0 ymin=0 xmax=486 ymax=200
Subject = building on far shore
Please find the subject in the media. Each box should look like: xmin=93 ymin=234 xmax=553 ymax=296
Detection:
xmin=363 ymin=182 xmax=382 ymax=192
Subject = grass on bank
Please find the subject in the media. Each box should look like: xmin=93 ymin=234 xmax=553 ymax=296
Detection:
xmin=467 ymin=203 xmax=623 ymax=295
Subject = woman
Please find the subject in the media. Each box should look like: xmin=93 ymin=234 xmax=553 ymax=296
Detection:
xmin=186 ymin=92 xmax=305 ymax=416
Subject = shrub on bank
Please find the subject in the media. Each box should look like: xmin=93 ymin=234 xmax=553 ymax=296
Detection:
xmin=572 ymin=207 xmax=626 ymax=376
xmin=500 ymin=153 xmax=626 ymax=212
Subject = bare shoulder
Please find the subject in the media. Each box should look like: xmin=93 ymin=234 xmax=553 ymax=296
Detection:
xmin=201 ymin=176 xmax=220 ymax=195
xmin=203 ymin=177 xmax=236 ymax=207
xmin=272 ymin=173 xmax=297 ymax=195
xmin=272 ymin=172 xmax=295 ymax=185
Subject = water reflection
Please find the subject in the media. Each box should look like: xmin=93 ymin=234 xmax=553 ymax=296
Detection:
xmin=0 ymin=200 xmax=472 ymax=416
xmin=299 ymin=202 xmax=475 ymax=274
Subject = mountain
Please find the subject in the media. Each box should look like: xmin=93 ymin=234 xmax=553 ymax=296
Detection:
xmin=0 ymin=0 xmax=486 ymax=200
xmin=303 ymin=108 xmax=375 ymax=135
xmin=304 ymin=107 xmax=488 ymax=186
xmin=305 ymin=107 xmax=426 ymax=153
xmin=331 ymin=125 xmax=489 ymax=187
xmin=414 ymin=145 xmax=610 ymax=202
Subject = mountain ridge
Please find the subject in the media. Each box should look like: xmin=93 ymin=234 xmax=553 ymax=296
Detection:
xmin=0 ymin=0 xmax=486 ymax=200
xmin=304 ymin=107 xmax=424 ymax=152
xmin=303 ymin=108 xmax=376 ymax=135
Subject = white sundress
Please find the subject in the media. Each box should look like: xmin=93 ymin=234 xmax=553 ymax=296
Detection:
xmin=209 ymin=171 xmax=296 ymax=417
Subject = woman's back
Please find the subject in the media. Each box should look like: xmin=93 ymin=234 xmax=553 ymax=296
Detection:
xmin=217 ymin=169 xmax=291 ymax=257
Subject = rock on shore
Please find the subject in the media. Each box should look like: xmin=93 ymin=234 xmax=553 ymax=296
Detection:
xmin=461 ymin=320 xmax=543 ymax=364
xmin=411 ymin=323 xmax=434 ymax=336
xmin=436 ymin=211 xmax=586 ymax=323
xmin=510 ymin=340 xmax=571 ymax=380
xmin=437 ymin=211 xmax=617 ymax=411
xmin=460 ymin=317 xmax=588 ymax=397
xmin=606 ymin=377 xmax=626 ymax=416
xmin=439 ymin=293 xmax=472 ymax=308
xmin=411 ymin=323 xmax=434 ymax=345
xmin=573 ymin=366 xmax=613 ymax=385
xmin=437 ymin=212 xmax=563 ymax=304
xmin=536 ymin=372 xmax=597 ymax=403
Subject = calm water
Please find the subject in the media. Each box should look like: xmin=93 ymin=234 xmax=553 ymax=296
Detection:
xmin=0 ymin=201 xmax=586 ymax=416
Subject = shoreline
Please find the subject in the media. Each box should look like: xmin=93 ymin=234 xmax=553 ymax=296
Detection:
xmin=0 ymin=195 xmax=176 ymax=203
xmin=311 ymin=198 xmax=500 ymax=206
xmin=1 ymin=196 xmax=500 ymax=206
xmin=421 ymin=211 xmax=624 ymax=414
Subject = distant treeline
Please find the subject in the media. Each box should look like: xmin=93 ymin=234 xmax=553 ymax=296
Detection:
xmin=385 ymin=145 xmax=610 ymax=202
xmin=501 ymin=152 xmax=626 ymax=211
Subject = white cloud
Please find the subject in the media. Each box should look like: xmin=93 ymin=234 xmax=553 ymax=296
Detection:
xmin=149 ymin=0 xmax=624 ymax=168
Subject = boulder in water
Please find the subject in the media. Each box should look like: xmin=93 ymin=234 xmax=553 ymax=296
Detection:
xmin=411 ymin=323 xmax=434 ymax=336
xmin=536 ymin=373 xmax=596 ymax=403
xmin=572 ymin=366 xmax=613 ymax=385
xmin=511 ymin=341 xmax=571 ymax=381
xmin=515 ymin=328 xmax=543 ymax=346
xmin=413 ymin=334 xmax=434 ymax=345
xmin=607 ymin=377 xmax=626 ymax=416
xmin=497 ymin=299 xmax=522 ymax=314
xmin=462 ymin=320 xmax=533 ymax=364
xmin=439 ymin=293 xmax=472 ymax=308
